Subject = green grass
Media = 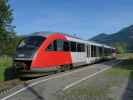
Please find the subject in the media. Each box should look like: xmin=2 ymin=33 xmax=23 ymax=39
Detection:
xmin=117 ymin=53 xmax=133 ymax=59
xmin=105 ymin=67 xmax=130 ymax=77
xmin=0 ymin=55 xmax=12 ymax=81
xmin=105 ymin=59 xmax=133 ymax=77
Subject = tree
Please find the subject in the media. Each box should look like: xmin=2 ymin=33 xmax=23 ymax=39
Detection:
xmin=0 ymin=0 xmax=15 ymax=55
xmin=112 ymin=43 xmax=126 ymax=54
xmin=3 ymin=36 xmax=22 ymax=55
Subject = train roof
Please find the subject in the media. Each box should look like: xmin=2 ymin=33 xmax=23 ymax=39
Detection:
xmin=89 ymin=41 xmax=114 ymax=49
xmin=31 ymin=31 xmax=82 ymax=39
xmin=30 ymin=31 xmax=114 ymax=49
xmin=31 ymin=31 xmax=53 ymax=37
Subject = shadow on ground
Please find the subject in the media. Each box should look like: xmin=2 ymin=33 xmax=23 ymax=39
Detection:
xmin=23 ymin=83 xmax=45 ymax=100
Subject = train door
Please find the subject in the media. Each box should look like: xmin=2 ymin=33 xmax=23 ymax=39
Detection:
xmin=86 ymin=45 xmax=91 ymax=64
xmin=87 ymin=45 xmax=90 ymax=58
xmin=77 ymin=43 xmax=86 ymax=65
xmin=70 ymin=42 xmax=86 ymax=66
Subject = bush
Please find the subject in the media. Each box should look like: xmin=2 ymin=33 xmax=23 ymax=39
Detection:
xmin=112 ymin=43 xmax=127 ymax=54
xmin=2 ymin=36 xmax=22 ymax=56
xmin=0 ymin=55 xmax=12 ymax=80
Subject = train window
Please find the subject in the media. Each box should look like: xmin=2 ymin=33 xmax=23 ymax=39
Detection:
xmin=46 ymin=40 xmax=57 ymax=51
xmin=46 ymin=43 xmax=54 ymax=51
xmin=104 ymin=48 xmax=111 ymax=56
xmin=96 ymin=46 xmax=100 ymax=57
xmin=56 ymin=40 xmax=63 ymax=51
xmin=87 ymin=45 xmax=90 ymax=57
xmin=81 ymin=44 xmax=85 ymax=52
xmin=99 ymin=47 xmax=103 ymax=57
xmin=77 ymin=43 xmax=81 ymax=52
xmin=91 ymin=45 xmax=92 ymax=57
xmin=109 ymin=49 xmax=112 ymax=56
xmin=18 ymin=36 xmax=45 ymax=49
xmin=56 ymin=40 xmax=70 ymax=51
xmin=96 ymin=46 xmax=99 ymax=57
xmin=104 ymin=48 xmax=107 ymax=56
xmin=46 ymin=40 xmax=70 ymax=51
xmin=91 ymin=45 xmax=94 ymax=57
xmin=70 ymin=41 xmax=77 ymax=52
xmin=63 ymin=41 xmax=70 ymax=51
xmin=91 ymin=45 xmax=97 ymax=57
xmin=77 ymin=43 xmax=85 ymax=52
xmin=107 ymin=48 xmax=110 ymax=56
xmin=108 ymin=48 xmax=110 ymax=56
xmin=94 ymin=46 xmax=97 ymax=57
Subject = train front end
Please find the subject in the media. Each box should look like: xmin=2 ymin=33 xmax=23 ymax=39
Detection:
xmin=13 ymin=35 xmax=46 ymax=77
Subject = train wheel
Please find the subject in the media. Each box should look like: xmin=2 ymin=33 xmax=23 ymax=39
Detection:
xmin=69 ymin=64 xmax=73 ymax=69
xmin=57 ymin=65 xmax=70 ymax=72
xmin=56 ymin=64 xmax=72 ymax=73
xmin=64 ymin=64 xmax=70 ymax=71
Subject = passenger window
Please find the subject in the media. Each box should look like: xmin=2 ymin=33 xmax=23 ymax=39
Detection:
xmin=70 ymin=42 xmax=77 ymax=52
xmin=46 ymin=43 xmax=54 ymax=51
xmin=77 ymin=43 xmax=85 ymax=52
xmin=63 ymin=41 xmax=70 ymax=51
xmin=91 ymin=45 xmax=96 ymax=57
xmin=46 ymin=40 xmax=70 ymax=52
xmin=94 ymin=46 xmax=97 ymax=57
xmin=56 ymin=40 xmax=64 ymax=51
xmin=81 ymin=44 xmax=85 ymax=52
xmin=87 ymin=45 xmax=90 ymax=57
xmin=46 ymin=40 xmax=57 ymax=51
xmin=99 ymin=47 xmax=103 ymax=57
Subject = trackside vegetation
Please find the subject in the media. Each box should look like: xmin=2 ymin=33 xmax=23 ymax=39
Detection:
xmin=0 ymin=56 xmax=12 ymax=80
xmin=0 ymin=0 xmax=21 ymax=81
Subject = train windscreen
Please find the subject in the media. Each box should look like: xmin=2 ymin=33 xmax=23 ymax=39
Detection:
xmin=17 ymin=36 xmax=46 ymax=49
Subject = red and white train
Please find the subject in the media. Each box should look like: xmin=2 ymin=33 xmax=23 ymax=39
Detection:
xmin=13 ymin=32 xmax=116 ymax=76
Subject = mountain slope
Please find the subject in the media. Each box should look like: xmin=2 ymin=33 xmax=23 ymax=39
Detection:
xmin=90 ymin=25 xmax=133 ymax=50
xmin=90 ymin=33 xmax=109 ymax=42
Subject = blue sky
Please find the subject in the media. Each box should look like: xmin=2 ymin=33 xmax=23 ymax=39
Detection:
xmin=9 ymin=0 xmax=133 ymax=39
